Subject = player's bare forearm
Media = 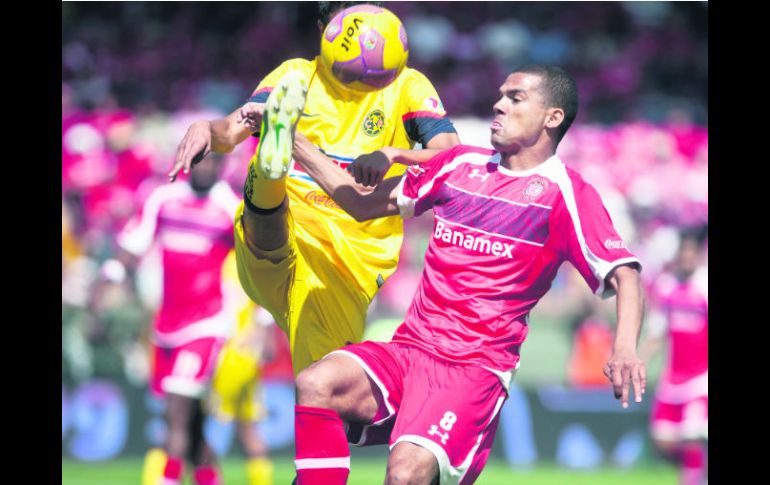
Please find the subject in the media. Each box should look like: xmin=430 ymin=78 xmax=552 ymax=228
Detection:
xmin=347 ymin=132 xmax=460 ymax=187
xmin=115 ymin=247 xmax=139 ymax=273
xmin=604 ymin=264 xmax=647 ymax=407
xmin=383 ymin=132 xmax=460 ymax=165
xmin=293 ymin=132 xmax=400 ymax=221
xmin=426 ymin=131 xmax=461 ymax=148
xmin=210 ymin=110 xmax=254 ymax=153
xmin=609 ymin=265 xmax=645 ymax=352
xmin=387 ymin=148 xmax=443 ymax=166
xmin=169 ymin=110 xmax=252 ymax=181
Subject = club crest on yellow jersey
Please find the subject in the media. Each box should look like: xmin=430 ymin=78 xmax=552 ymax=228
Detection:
xmin=362 ymin=109 xmax=386 ymax=137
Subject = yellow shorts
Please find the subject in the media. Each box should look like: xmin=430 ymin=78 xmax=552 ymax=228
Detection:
xmin=209 ymin=342 xmax=264 ymax=422
xmin=233 ymin=202 xmax=371 ymax=375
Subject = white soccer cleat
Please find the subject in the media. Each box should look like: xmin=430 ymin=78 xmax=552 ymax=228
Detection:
xmin=256 ymin=71 xmax=308 ymax=180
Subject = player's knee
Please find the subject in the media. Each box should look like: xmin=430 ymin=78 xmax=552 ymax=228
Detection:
xmin=237 ymin=423 xmax=268 ymax=457
xmin=295 ymin=363 xmax=337 ymax=407
xmin=165 ymin=427 xmax=190 ymax=458
xmin=385 ymin=444 xmax=439 ymax=485
xmin=385 ymin=462 xmax=437 ymax=485
xmin=653 ymin=438 xmax=680 ymax=459
xmin=241 ymin=198 xmax=290 ymax=252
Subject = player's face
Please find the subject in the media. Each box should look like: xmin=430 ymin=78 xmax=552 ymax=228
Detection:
xmin=675 ymin=239 xmax=702 ymax=276
xmin=490 ymin=73 xmax=552 ymax=153
xmin=190 ymin=156 xmax=222 ymax=193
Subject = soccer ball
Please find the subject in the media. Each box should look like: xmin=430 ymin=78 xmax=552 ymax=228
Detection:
xmin=320 ymin=5 xmax=409 ymax=92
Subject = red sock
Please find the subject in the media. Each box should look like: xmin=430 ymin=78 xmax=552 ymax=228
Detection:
xmin=681 ymin=444 xmax=706 ymax=485
xmin=295 ymin=405 xmax=350 ymax=485
xmin=162 ymin=456 xmax=184 ymax=485
xmin=193 ymin=465 xmax=222 ymax=485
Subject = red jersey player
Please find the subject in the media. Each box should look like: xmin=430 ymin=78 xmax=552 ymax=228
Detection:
xmin=117 ymin=155 xmax=240 ymax=485
xmin=286 ymin=64 xmax=646 ymax=485
xmin=642 ymin=226 xmax=708 ymax=485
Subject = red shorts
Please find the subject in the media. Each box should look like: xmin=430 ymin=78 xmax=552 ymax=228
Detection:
xmin=150 ymin=337 xmax=225 ymax=398
xmin=650 ymin=395 xmax=708 ymax=442
xmin=330 ymin=341 xmax=508 ymax=485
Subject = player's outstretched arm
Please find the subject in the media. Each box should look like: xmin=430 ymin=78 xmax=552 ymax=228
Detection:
xmin=168 ymin=107 xmax=258 ymax=182
xmin=293 ymin=132 xmax=400 ymax=222
xmin=347 ymin=132 xmax=460 ymax=187
xmin=603 ymin=264 xmax=647 ymax=408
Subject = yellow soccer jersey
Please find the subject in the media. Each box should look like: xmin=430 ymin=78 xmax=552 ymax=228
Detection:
xmin=247 ymin=57 xmax=456 ymax=296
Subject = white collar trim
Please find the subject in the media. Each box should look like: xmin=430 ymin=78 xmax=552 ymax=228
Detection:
xmin=494 ymin=153 xmax=562 ymax=177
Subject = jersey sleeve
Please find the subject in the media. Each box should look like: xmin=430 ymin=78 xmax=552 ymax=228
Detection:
xmin=116 ymin=186 xmax=168 ymax=256
xmin=246 ymin=59 xmax=312 ymax=103
xmin=400 ymin=69 xmax=456 ymax=145
xmin=559 ymin=175 xmax=642 ymax=299
xmin=396 ymin=145 xmax=464 ymax=219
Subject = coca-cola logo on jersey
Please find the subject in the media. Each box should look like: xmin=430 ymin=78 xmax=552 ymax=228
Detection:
xmin=604 ymin=239 xmax=627 ymax=250
xmin=305 ymin=190 xmax=341 ymax=209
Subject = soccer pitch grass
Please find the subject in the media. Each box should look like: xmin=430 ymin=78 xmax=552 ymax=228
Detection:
xmin=62 ymin=456 xmax=678 ymax=484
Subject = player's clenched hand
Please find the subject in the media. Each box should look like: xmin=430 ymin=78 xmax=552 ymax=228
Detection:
xmin=348 ymin=147 xmax=395 ymax=187
xmin=603 ymin=349 xmax=646 ymax=408
xmin=169 ymin=121 xmax=213 ymax=182
xmin=237 ymin=102 xmax=265 ymax=133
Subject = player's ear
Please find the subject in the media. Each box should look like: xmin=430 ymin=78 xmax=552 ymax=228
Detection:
xmin=318 ymin=20 xmax=326 ymax=34
xmin=545 ymin=108 xmax=565 ymax=130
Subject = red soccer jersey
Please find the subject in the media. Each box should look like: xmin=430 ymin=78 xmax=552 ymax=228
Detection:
xmin=118 ymin=181 xmax=240 ymax=345
xmin=653 ymin=268 xmax=708 ymax=387
xmin=393 ymin=145 xmax=640 ymax=378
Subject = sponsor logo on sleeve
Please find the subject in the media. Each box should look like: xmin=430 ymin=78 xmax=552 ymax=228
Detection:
xmin=604 ymin=239 xmax=627 ymax=250
xmin=424 ymin=97 xmax=444 ymax=112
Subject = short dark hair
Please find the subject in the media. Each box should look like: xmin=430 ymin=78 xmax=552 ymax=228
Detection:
xmin=318 ymin=1 xmax=384 ymax=27
xmin=514 ymin=64 xmax=578 ymax=144
xmin=680 ymin=224 xmax=708 ymax=248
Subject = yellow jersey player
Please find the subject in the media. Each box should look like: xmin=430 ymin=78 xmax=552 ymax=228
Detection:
xmin=169 ymin=1 xmax=460 ymax=374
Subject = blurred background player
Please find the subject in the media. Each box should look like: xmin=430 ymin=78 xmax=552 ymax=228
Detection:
xmin=207 ymin=251 xmax=276 ymax=485
xmin=116 ymin=154 xmax=240 ymax=485
xmin=640 ymin=225 xmax=708 ymax=485
xmin=169 ymin=1 xmax=460 ymax=377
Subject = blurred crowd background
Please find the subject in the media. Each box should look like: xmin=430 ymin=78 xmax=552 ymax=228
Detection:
xmin=62 ymin=0 xmax=707 ymax=462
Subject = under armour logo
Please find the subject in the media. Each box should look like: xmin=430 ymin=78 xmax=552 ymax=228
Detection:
xmin=468 ymin=169 xmax=490 ymax=182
